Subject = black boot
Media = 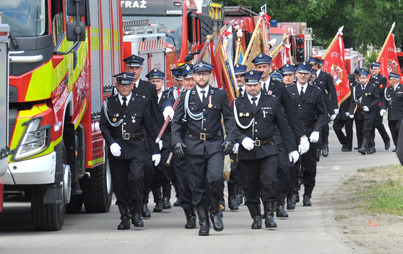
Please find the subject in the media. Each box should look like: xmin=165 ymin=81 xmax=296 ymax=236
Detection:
xmin=195 ymin=205 xmax=210 ymax=236
xmin=247 ymin=203 xmax=262 ymax=229
xmin=358 ymin=138 xmax=370 ymax=155
xmin=142 ymin=192 xmax=151 ymax=217
xmin=117 ymin=205 xmax=130 ymax=230
xmin=162 ymin=184 xmax=172 ymax=209
xmin=152 ymin=187 xmax=163 ymax=212
xmin=367 ymin=138 xmax=376 ymax=154
xmin=322 ymin=143 xmax=329 ymax=157
xmin=235 ymin=186 xmax=244 ymax=205
xmin=286 ymin=191 xmax=295 ymax=210
xmin=276 ymin=193 xmax=289 ymax=217
xmin=210 ymin=198 xmax=224 ymax=232
xmin=228 ymin=183 xmax=239 ymax=210
xmin=263 ymin=202 xmax=277 ymax=228
xmin=132 ymin=200 xmax=144 ymax=227
xmin=303 ymin=194 xmax=312 ymax=206
xmin=184 ymin=208 xmax=196 ymax=229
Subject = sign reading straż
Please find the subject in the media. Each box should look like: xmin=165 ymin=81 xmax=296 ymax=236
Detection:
xmin=121 ymin=0 xmax=147 ymax=9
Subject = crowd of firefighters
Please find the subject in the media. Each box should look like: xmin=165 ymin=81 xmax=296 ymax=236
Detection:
xmin=100 ymin=52 xmax=403 ymax=235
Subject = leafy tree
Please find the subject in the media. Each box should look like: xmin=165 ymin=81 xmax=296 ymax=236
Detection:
xmin=222 ymin=0 xmax=403 ymax=52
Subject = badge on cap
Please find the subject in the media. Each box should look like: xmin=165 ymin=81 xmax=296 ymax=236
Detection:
xmin=186 ymin=66 xmax=191 ymax=71
xmin=199 ymin=62 xmax=203 ymax=67
xmin=258 ymin=53 xmax=262 ymax=58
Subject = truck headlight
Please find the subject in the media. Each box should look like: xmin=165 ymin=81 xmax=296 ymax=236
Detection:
xmin=14 ymin=117 xmax=50 ymax=160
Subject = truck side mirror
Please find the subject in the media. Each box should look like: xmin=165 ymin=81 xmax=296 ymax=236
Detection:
xmin=66 ymin=22 xmax=86 ymax=41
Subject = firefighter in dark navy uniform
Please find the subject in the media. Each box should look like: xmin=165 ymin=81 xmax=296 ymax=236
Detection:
xmin=100 ymin=72 xmax=161 ymax=230
xmin=348 ymin=69 xmax=380 ymax=155
xmin=380 ymin=72 xmax=403 ymax=151
xmin=124 ymin=54 xmax=162 ymax=218
xmin=286 ymin=62 xmax=327 ymax=206
xmin=227 ymin=63 xmax=247 ymax=211
xmin=369 ymin=62 xmax=391 ymax=150
xmin=145 ymin=68 xmax=174 ymax=213
xmin=253 ymin=54 xmax=309 ymax=217
xmin=171 ymin=61 xmax=235 ymax=236
xmin=232 ymin=70 xmax=299 ymax=229
xmin=309 ymin=57 xmax=338 ymax=158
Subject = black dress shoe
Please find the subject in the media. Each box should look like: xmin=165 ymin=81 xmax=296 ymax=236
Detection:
xmin=153 ymin=201 xmax=163 ymax=212
xmin=132 ymin=213 xmax=144 ymax=227
xmin=341 ymin=146 xmax=352 ymax=152
xmin=199 ymin=221 xmax=210 ymax=236
xmin=303 ymin=195 xmax=312 ymax=206
xmin=322 ymin=144 xmax=329 ymax=157
xmin=162 ymin=197 xmax=172 ymax=209
xmin=264 ymin=216 xmax=277 ymax=228
xmin=142 ymin=204 xmax=151 ymax=217
xmin=251 ymin=215 xmax=262 ymax=229
xmin=173 ymin=198 xmax=181 ymax=206
xmin=385 ymin=140 xmax=391 ymax=150
xmin=210 ymin=213 xmax=224 ymax=231
xmin=276 ymin=205 xmax=289 ymax=217
xmin=185 ymin=215 xmax=196 ymax=229
xmin=117 ymin=218 xmax=130 ymax=230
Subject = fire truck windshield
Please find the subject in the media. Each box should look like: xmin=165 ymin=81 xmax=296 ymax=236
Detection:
xmin=0 ymin=0 xmax=46 ymax=37
xmin=124 ymin=15 xmax=182 ymax=58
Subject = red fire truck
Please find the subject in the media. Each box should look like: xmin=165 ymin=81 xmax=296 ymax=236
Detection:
xmin=0 ymin=22 xmax=10 ymax=213
xmin=1 ymin=0 xmax=123 ymax=230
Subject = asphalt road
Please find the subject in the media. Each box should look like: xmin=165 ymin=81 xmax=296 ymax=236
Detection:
xmin=0 ymin=129 xmax=399 ymax=254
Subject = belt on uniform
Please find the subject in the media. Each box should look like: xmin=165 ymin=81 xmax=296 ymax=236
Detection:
xmin=122 ymin=132 xmax=144 ymax=141
xmin=303 ymin=120 xmax=316 ymax=126
xmin=254 ymin=137 xmax=274 ymax=146
xmin=186 ymin=129 xmax=222 ymax=141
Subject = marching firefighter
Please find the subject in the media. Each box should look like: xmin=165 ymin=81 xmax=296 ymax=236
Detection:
xmin=171 ymin=61 xmax=235 ymax=236
xmin=380 ymin=72 xmax=403 ymax=152
xmin=351 ymin=68 xmax=364 ymax=149
xmin=286 ymin=62 xmax=327 ymax=206
xmin=232 ymin=70 xmax=299 ymax=229
xmin=253 ymin=53 xmax=309 ymax=216
xmin=369 ymin=62 xmax=391 ymax=150
xmin=145 ymin=68 xmax=174 ymax=212
xmin=227 ymin=63 xmax=248 ymax=211
xmin=309 ymin=57 xmax=338 ymax=158
xmin=124 ymin=54 xmax=162 ymax=218
xmin=100 ymin=72 xmax=160 ymax=230
xmin=348 ymin=69 xmax=380 ymax=155
xmin=281 ymin=64 xmax=296 ymax=86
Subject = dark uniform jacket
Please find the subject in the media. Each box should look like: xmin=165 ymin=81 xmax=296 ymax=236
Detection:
xmin=382 ymin=84 xmax=403 ymax=121
xmin=286 ymin=84 xmax=328 ymax=133
xmin=171 ymin=85 xmax=235 ymax=156
xmin=232 ymin=94 xmax=296 ymax=160
xmin=135 ymin=79 xmax=163 ymax=130
xmin=315 ymin=70 xmax=338 ymax=115
xmin=369 ymin=74 xmax=387 ymax=105
xmin=100 ymin=92 xmax=159 ymax=159
xmin=348 ymin=83 xmax=380 ymax=120
xmin=265 ymin=79 xmax=306 ymax=137
xmin=336 ymin=86 xmax=353 ymax=121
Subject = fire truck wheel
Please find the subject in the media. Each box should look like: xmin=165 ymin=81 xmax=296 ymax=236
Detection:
xmin=31 ymin=187 xmax=66 ymax=231
xmin=82 ymin=157 xmax=112 ymax=213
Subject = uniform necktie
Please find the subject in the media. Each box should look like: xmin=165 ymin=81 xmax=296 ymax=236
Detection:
xmin=200 ymin=90 xmax=206 ymax=104
xmin=361 ymin=85 xmax=365 ymax=90
xmin=251 ymin=97 xmax=258 ymax=112
xmin=122 ymin=96 xmax=127 ymax=112
xmin=300 ymin=87 xmax=305 ymax=97
xmin=263 ymin=83 xmax=267 ymax=92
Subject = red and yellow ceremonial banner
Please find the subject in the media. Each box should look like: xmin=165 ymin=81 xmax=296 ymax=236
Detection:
xmin=322 ymin=29 xmax=349 ymax=106
xmin=377 ymin=30 xmax=402 ymax=83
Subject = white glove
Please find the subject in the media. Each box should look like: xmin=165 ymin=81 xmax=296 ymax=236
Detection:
xmin=330 ymin=114 xmax=336 ymax=121
xmin=110 ymin=142 xmax=121 ymax=157
xmin=152 ymin=154 xmax=161 ymax=166
xmin=241 ymin=137 xmax=255 ymax=151
xmin=334 ymin=108 xmax=339 ymax=115
xmin=298 ymin=136 xmax=310 ymax=155
xmin=363 ymin=106 xmax=370 ymax=112
xmin=163 ymin=106 xmax=174 ymax=121
xmin=349 ymin=113 xmax=354 ymax=119
xmin=158 ymin=140 xmax=163 ymax=150
xmin=345 ymin=112 xmax=350 ymax=117
xmin=288 ymin=150 xmax=300 ymax=163
xmin=380 ymin=109 xmax=386 ymax=116
xmin=233 ymin=143 xmax=239 ymax=154
xmin=309 ymin=131 xmax=320 ymax=143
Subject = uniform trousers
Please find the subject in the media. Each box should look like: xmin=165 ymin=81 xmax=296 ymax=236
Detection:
xmin=110 ymin=155 xmax=145 ymax=206
xmin=186 ymin=151 xmax=225 ymax=207
xmin=276 ymin=142 xmax=292 ymax=193
xmin=372 ymin=107 xmax=390 ymax=143
xmin=172 ymin=155 xmax=193 ymax=209
xmin=238 ymin=155 xmax=278 ymax=204
xmin=333 ymin=117 xmax=354 ymax=149
xmin=389 ymin=119 xmax=402 ymax=147
xmin=299 ymin=127 xmax=318 ymax=197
